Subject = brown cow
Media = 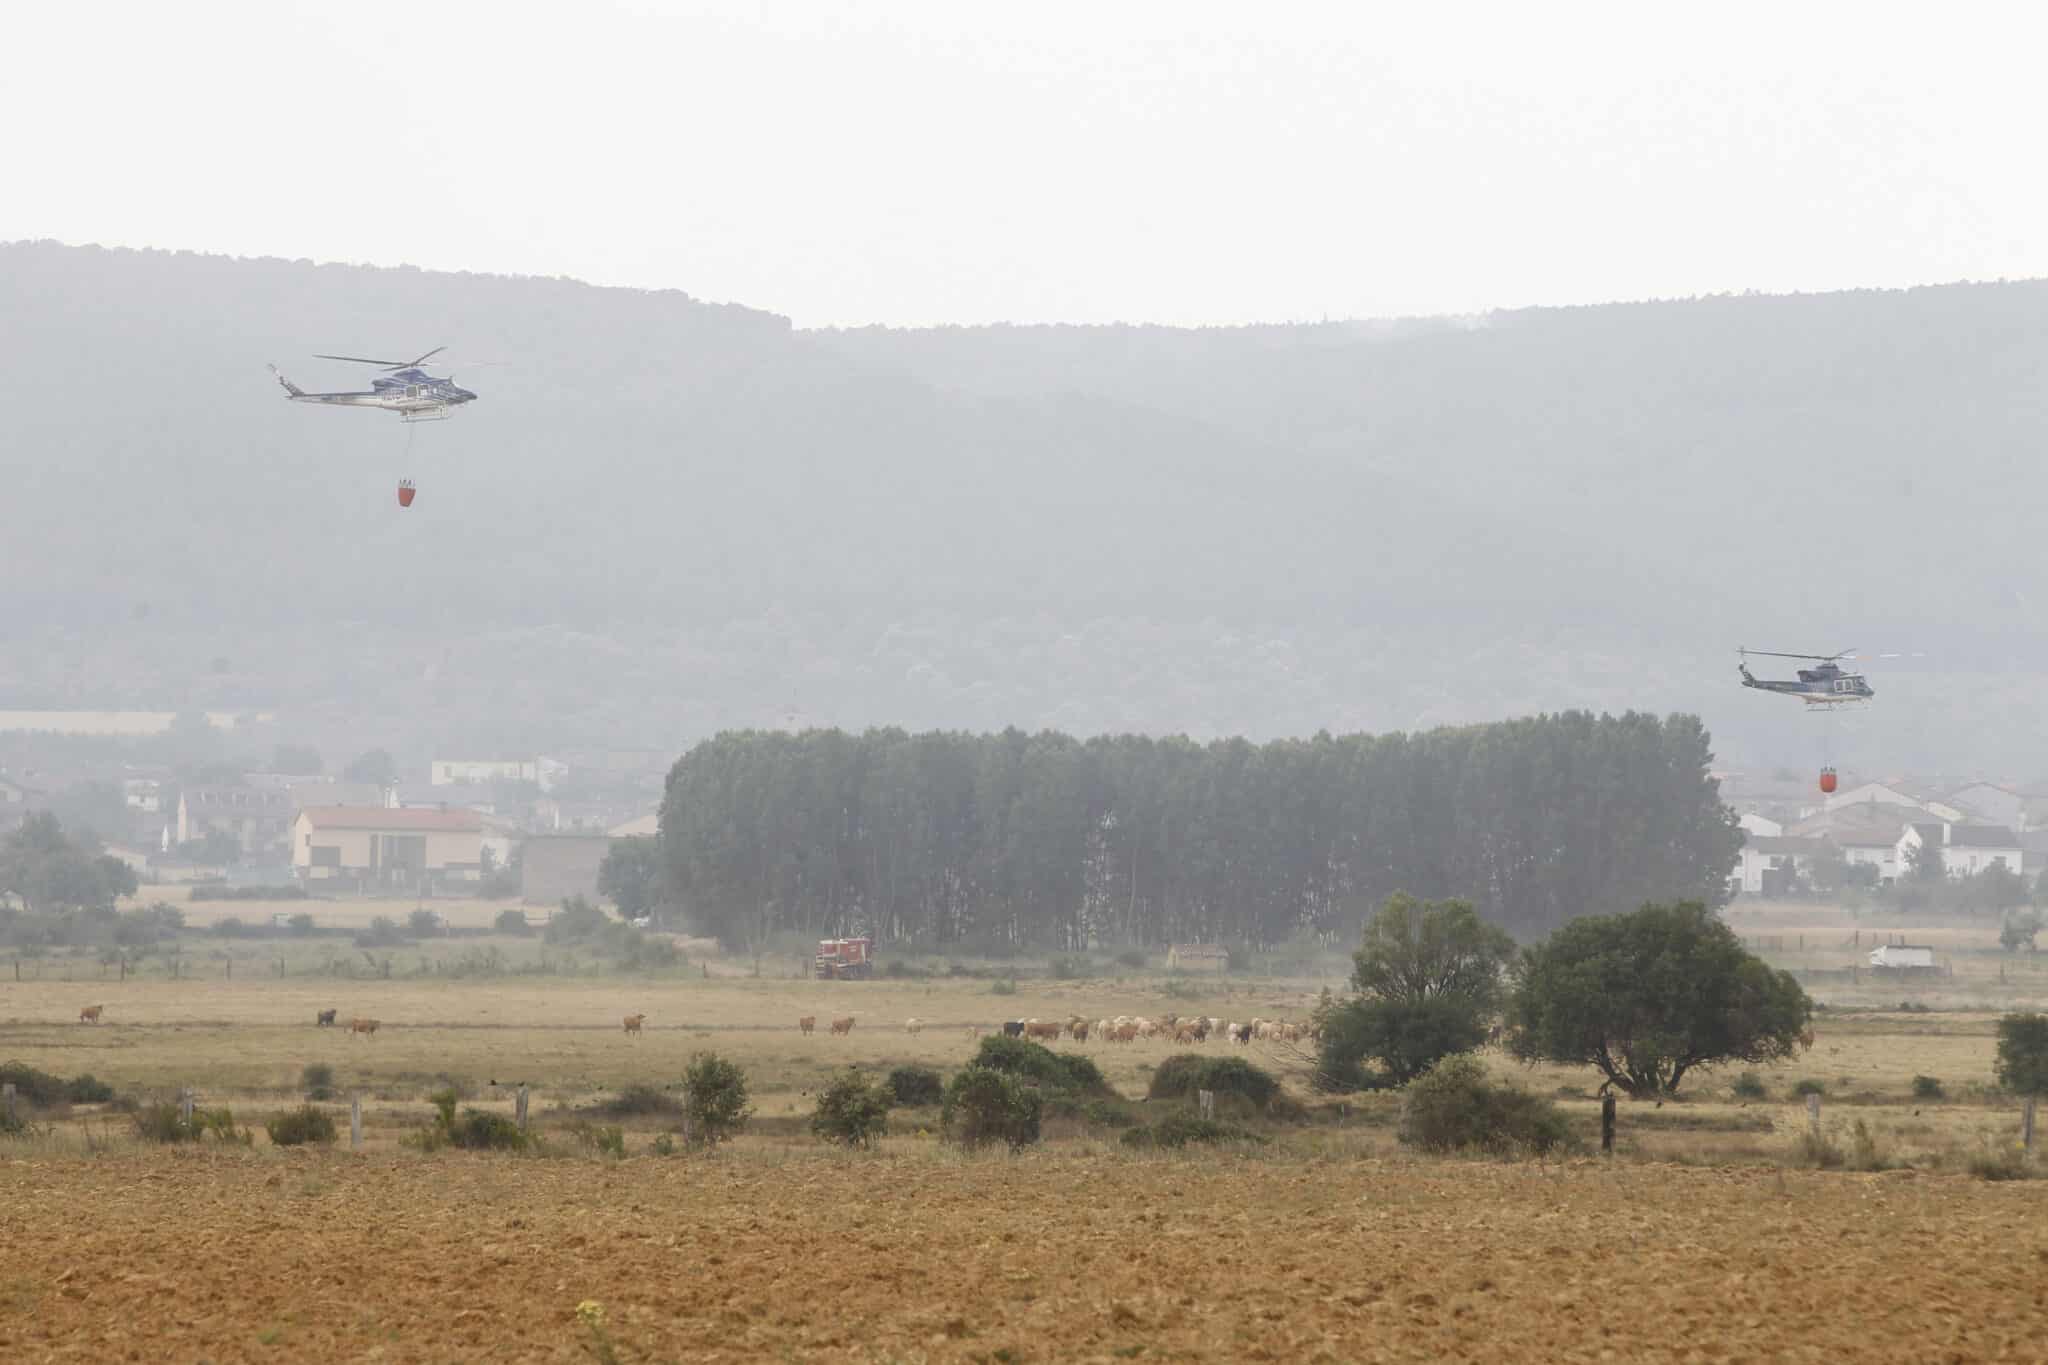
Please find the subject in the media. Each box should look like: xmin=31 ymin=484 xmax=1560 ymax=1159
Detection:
xmin=1024 ymin=1019 xmax=1062 ymax=1042
xmin=799 ymin=1015 xmax=816 ymax=1035
xmin=1069 ymin=1020 xmax=1090 ymax=1043
xmin=829 ymin=1016 xmax=855 ymax=1035
xmin=349 ymin=1017 xmax=380 ymax=1036
xmin=623 ymin=1013 xmax=646 ymax=1034
xmin=79 ymin=1005 xmax=104 ymax=1025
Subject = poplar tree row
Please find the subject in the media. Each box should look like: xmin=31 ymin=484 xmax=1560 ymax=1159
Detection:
xmin=658 ymin=713 xmax=1739 ymax=951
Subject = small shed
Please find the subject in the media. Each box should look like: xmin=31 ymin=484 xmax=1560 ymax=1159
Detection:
xmin=1166 ymin=944 xmax=1229 ymax=973
xmin=1868 ymin=943 xmax=1937 ymax=971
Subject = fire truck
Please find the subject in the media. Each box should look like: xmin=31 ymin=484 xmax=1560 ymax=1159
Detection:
xmin=814 ymin=937 xmax=875 ymax=980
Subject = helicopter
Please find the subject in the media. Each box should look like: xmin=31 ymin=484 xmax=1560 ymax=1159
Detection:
xmin=1737 ymin=649 xmax=1874 ymax=706
xmin=268 ymin=347 xmax=477 ymax=422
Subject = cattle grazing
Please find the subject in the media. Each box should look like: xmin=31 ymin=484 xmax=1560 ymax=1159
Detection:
xmin=79 ymin=1005 xmax=104 ymax=1025
xmin=1069 ymin=1020 xmax=1089 ymax=1043
xmin=830 ymin=1016 xmax=855 ymax=1035
xmin=1233 ymin=1022 xmax=1253 ymax=1044
xmin=1002 ymin=1019 xmax=1026 ymax=1038
xmin=905 ymin=1017 xmax=924 ymax=1035
xmin=349 ymin=1017 xmax=380 ymax=1036
xmin=1024 ymin=1019 xmax=1062 ymax=1042
xmin=316 ymin=1009 xmax=337 ymax=1027
xmin=623 ymin=1013 xmax=646 ymax=1034
xmin=799 ymin=1015 xmax=816 ymax=1035
xmin=1114 ymin=1023 xmax=1139 ymax=1043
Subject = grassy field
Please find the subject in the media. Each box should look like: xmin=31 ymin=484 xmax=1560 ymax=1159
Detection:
xmin=3 ymin=895 xmax=2046 ymax=1359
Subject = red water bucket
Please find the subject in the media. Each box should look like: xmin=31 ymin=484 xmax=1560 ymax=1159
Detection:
xmin=397 ymin=480 xmax=416 ymax=508
xmin=1818 ymin=767 xmax=1837 ymax=795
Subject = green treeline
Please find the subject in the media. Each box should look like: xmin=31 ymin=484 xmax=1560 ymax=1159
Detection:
xmin=659 ymin=713 xmax=1739 ymax=951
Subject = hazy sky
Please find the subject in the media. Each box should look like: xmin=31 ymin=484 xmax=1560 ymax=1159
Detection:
xmin=11 ymin=2 xmax=2046 ymax=327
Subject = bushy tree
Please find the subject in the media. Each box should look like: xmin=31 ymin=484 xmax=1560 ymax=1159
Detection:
xmin=682 ymin=1052 xmax=751 ymax=1146
xmin=1316 ymin=892 xmax=1513 ymax=1089
xmin=0 ymin=813 xmax=136 ymax=913
xmin=597 ymin=837 xmax=663 ymax=918
xmin=810 ymin=1072 xmax=893 ymax=1148
xmin=941 ymin=1066 xmax=1042 ymax=1150
xmin=1995 ymin=1013 xmax=2048 ymax=1095
xmin=1506 ymin=901 xmax=1811 ymax=1096
xmin=2000 ymin=909 xmax=2041 ymax=954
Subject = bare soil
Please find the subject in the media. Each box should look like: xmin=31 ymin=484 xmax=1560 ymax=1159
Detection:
xmin=3 ymin=1150 xmax=2045 ymax=1362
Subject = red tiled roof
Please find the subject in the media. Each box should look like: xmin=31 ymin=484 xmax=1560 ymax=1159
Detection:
xmin=296 ymin=805 xmax=482 ymax=833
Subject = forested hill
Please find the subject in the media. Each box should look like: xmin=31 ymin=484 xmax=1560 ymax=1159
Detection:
xmin=4 ymin=241 xmax=2045 ymax=773
xmin=660 ymin=716 xmax=1740 ymax=950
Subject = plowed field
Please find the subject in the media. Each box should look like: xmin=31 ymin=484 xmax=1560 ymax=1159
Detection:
xmin=4 ymin=1150 xmax=2044 ymax=1362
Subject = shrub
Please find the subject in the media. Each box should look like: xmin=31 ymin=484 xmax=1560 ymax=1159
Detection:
xmin=288 ymin=913 xmax=316 ymax=936
xmin=1787 ymin=1130 xmax=1845 ymax=1169
xmin=64 ymin=1073 xmax=113 ymax=1104
xmin=134 ymin=1102 xmax=201 ymax=1143
xmin=1120 ymin=1114 xmax=1268 ymax=1150
xmin=989 ymin=977 xmax=1017 ymax=996
xmin=1791 ymin=1078 xmax=1827 ymax=1098
xmin=1396 ymin=1056 xmax=1577 ymax=1157
xmin=266 ymin=1104 xmax=338 ymax=1147
xmin=408 ymin=908 xmax=441 ymax=937
xmin=302 ymin=1063 xmax=335 ymax=1101
xmin=598 ymin=1084 xmax=680 ymax=1118
xmin=0 ymin=1062 xmax=68 ymax=1107
xmin=0 ymin=1106 xmax=28 ymax=1138
xmin=494 ymin=908 xmax=533 ymax=935
xmin=648 ymin=1133 xmax=676 ymax=1157
xmin=942 ymin=1066 xmax=1043 ymax=1151
xmin=1965 ymin=1147 xmax=2035 ymax=1181
xmin=969 ymin=1035 xmax=1108 ymax=1096
xmin=682 ymin=1053 xmax=752 ymax=1147
xmin=886 ymin=1065 xmax=944 ymax=1107
xmin=587 ymin=1125 xmax=626 ymax=1158
xmin=1147 ymin=1055 xmax=1281 ymax=1111
xmin=1048 ymin=955 xmax=1087 ymax=980
xmin=811 ymin=1072 xmax=894 ymax=1149
xmin=1731 ymin=1072 xmax=1768 ymax=1100
xmin=419 ymin=1087 xmax=530 ymax=1152
xmin=1114 ymin=948 xmax=1147 ymax=970
xmin=1911 ymin=1075 xmax=1945 ymax=1101
xmin=135 ymin=1102 xmax=249 ymax=1145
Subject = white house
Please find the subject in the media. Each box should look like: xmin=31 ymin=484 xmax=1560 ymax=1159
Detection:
xmin=1894 ymin=823 xmax=2024 ymax=879
xmin=1947 ymin=783 xmax=2028 ymax=831
xmin=431 ymin=757 xmax=566 ymax=793
xmin=1823 ymin=782 xmax=1924 ymax=815
xmin=1738 ymin=812 xmax=1784 ymax=838
xmin=1868 ymin=943 xmax=1937 ymax=970
xmin=1736 ymin=836 xmax=1828 ymax=895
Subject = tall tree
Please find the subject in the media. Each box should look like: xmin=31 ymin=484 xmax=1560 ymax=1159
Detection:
xmin=1316 ymin=892 xmax=1516 ymax=1089
xmin=1506 ymin=901 xmax=1811 ymax=1097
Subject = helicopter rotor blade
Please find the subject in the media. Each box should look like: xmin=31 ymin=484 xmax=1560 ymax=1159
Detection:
xmin=314 ymin=353 xmax=413 ymax=367
xmin=405 ymin=346 xmax=446 ymax=368
xmin=1735 ymin=648 xmax=1847 ymax=662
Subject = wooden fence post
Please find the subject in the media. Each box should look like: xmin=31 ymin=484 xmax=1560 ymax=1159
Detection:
xmin=1806 ymin=1092 xmax=1821 ymax=1137
xmin=350 ymin=1095 xmax=362 ymax=1151
xmin=1198 ymin=1089 xmax=1215 ymax=1121
xmin=2025 ymin=1097 xmax=2037 ymax=1158
xmin=179 ymin=1088 xmax=194 ymax=1126
xmin=516 ymin=1086 xmax=530 ymax=1133
xmin=1601 ymin=1093 xmax=1616 ymax=1155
